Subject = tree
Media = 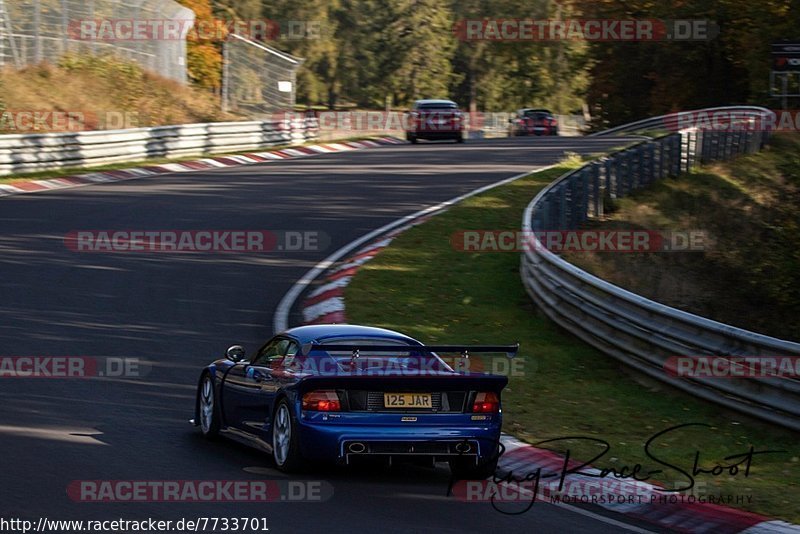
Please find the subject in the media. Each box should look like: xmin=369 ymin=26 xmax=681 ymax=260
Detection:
xmin=178 ymin=0 xmax=224 ymax=91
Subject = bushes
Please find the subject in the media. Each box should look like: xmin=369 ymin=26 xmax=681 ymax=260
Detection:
xmin=0 ymin=54 xmax=232 ymax=133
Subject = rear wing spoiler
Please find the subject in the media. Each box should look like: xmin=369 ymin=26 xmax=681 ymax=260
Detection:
xmin=300 ymin=343 xmax=519 ymax=359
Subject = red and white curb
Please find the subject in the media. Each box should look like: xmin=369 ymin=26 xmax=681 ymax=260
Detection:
xmin=0 ymin=137 xmax=403 ymax=198
xmin=301 ymin=220 xmax=430 ymax=324
xmin=289 ymin=163 xmax=799 ymax=532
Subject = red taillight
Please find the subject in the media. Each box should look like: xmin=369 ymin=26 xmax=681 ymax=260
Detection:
xmin=472 ymin=392 xmax=500 ymax=413
xmin=302 ymin=390 xmax=341 ymax=411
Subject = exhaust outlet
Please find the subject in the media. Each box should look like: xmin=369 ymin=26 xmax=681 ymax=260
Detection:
xmin=454 ymin=442 xmax=472 ymax=454
xmin=348 ymin=442 xmax=366 ymax=454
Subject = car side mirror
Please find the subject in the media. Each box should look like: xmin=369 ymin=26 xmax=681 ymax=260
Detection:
xmin=226 ymin=345 xmax=246 ymax=363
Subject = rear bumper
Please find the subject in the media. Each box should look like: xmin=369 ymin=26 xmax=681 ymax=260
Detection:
xmin=408 ymin=130 xmax=463 ymax=140
xmin=516 ymin=127 xmax=558 ymax=136
xmin=296 ymin=411 xmax=501 ymax=462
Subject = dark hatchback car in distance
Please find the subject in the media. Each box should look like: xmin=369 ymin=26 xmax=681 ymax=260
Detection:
xmin=509 ymin=108 xmax=559 ymax=136
xmin=405 ymin=99 xmax=465 ymax=144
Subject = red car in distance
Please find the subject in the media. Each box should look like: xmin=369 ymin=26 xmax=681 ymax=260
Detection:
xmin=509 ymin=108 xmax=559 ymax=136
xmin=405 ymin=99 xmax=465 ymax=144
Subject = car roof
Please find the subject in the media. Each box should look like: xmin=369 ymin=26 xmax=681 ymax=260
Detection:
xmin=282 ymin=324 xmax=422 ymax=345
xmin=415 ymin=99 xmax=457 ymax=106
xmin=519 ymin=108 xmax=553 ymax=113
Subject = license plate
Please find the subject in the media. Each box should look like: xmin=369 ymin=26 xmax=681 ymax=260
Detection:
xmin=384 ymin=393 xmax=432 ymax=409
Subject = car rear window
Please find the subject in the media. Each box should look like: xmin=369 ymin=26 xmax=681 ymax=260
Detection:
xmin=524 ymin=110 xmax=552 ymax=119
xmin=417 ymin=102 xmax=457 ymax=110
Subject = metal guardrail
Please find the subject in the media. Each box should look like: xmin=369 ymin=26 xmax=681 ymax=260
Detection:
xmin=589 ymin=106 xmax=772 ymax=137
xmin=0 ymin=119 xmax=319 ymax=176
xmin=521 ymin=107 xmax=800 ymax=431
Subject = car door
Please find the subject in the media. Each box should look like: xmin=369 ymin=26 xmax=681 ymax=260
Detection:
xmin=221 ymin=337 xmax=296 ymax=436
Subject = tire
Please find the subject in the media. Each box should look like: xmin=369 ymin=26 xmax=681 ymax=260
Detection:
xmin=449 ymin=456 xmax=498 ymax=480
xmin=407 ymin=133 xmax=418 ymax=144
xmin=271 ymin=398 xmax=304 ymax=472
xmin=198 ymin=373 xmax=221 ymax=439
xmin=456 ymin=135 xmax=465 ymax=143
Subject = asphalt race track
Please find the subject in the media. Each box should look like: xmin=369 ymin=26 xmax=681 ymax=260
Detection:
xmin=0 ymin=137 xmax=662 ymax=533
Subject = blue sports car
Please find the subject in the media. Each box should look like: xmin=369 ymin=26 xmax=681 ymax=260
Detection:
xmin=192 ymin=324 xmax=517 ymax=479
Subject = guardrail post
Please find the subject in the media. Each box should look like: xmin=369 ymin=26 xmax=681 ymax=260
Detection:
xmin=697 ymin=130 xmax=707 ymax=165
xmin=637 ymin=145 xmax=645 ymax=188
xmin=661 ymin=136 xmax=669 ymax=178
xmin=625 ymin=150 xmax=634 ymax=195
xmin=604 ymin=159 xmax=616 ymax=201
xmin=537 ymin=197 xmax=550 ymax=230
xmin=639 ymin=146 xmax=646 ymax=188
xmin=725 ymin=131 xmax=733 ymax=159
xmin=558 ymin=184 xmax=567 ymax=230
xmin=745 ymin=129 xmax=752 ymax=153
xmin=579 ymin=169 xmax=590 ymax=224
xmin=592 ymin=162 xmax=603 ymax=218
xmin=711 ymin=131 xmax=720 ymax=161
xmin=679 ymin=132 xmax=688 ymax=174
xmin=708 ymin=130 xmax=715 ymax=162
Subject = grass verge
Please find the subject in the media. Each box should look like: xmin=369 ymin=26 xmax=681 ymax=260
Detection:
xmin=345 ymin=164 xmax=800 ymax=521
xmin=565 ymin=133 xmax=800 ymax=342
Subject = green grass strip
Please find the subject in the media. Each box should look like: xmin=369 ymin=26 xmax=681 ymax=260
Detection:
xmin=345 ymin=164 xmax=800 ymax=521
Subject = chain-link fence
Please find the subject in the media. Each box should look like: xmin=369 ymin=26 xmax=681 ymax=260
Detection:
xmin=222 ymin=33 xmax=303 ymax=116
xmin=0 ymin=0 xmax=193 ymax=83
